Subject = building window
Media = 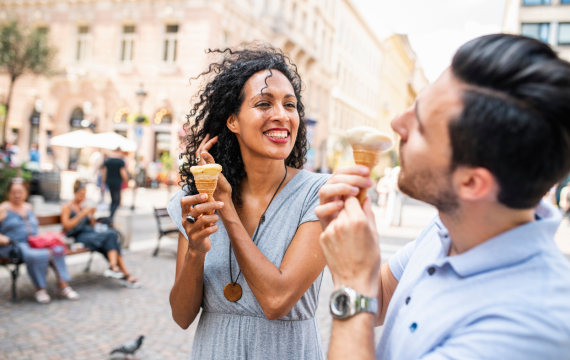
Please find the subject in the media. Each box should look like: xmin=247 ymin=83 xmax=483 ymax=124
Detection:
xmin=522 ymin=0 xmax=551 ymax=4
xmin=120 ymin=25 xmax=135 ymax=62
xmin=521 ymin=23 xmax=550 ymax=43
xmin=154 ymin=108 xmax=172 ymax=124
xmin=559 ymin=23 xmax=570 ymax=45
xmin=163 ymin=24 xmax=178 ymax=64
xmin=76 ymin=25 xmax=90 ymax=62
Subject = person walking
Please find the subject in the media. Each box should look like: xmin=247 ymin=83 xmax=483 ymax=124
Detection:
xmin=315 ymin=34 xmax=570 ymax=360
xmin=102 ymin=148 xmax=129 ymax=219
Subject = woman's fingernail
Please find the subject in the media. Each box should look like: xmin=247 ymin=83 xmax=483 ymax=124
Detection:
xmin=366 ymin=178 xmax=373 ymax=186
xmin=201 ymin=194 xmax=207 ymax=199
xmin=360 ymin=167 xmax=369 ymax=175
xmin=219 ymin=202 xmax=224 ymax=206
xmin=337 ymin=201 xmax=344 ymax=207
xmin=202 ymin=153 xmax=208 ymax=158
xmin=352 ymin=186 xmax=359 ymax=194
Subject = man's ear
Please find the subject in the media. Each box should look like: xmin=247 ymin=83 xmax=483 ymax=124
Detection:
xmin=227 ymin=114 xmax=239 ymax=134
xmin=453 ymin=167 xmax=498 ymax=202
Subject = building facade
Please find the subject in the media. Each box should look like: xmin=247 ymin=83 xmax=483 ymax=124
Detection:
xmin=0 ymin=0 xmax=425 ymax=177
xmin=503 ymin=0 xmax=570 ymax=61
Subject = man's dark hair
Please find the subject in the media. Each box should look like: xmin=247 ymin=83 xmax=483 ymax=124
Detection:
xmin=450 ymin=34 xmax=570 ymax=209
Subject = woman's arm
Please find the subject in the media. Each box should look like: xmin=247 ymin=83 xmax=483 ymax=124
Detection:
xmin=169 ymin=194 xmax=224 ymax=329
xmin=60 ymin=204 xmax=91 ymax=231
xmin=221 ymin=212 xmax=325 ymax=320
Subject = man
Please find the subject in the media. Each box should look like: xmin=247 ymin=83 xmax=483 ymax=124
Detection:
xmin=315 ymin=34 xmax=570 ymax=359
xmin=102 ymin=148 xmax=129 ymax=218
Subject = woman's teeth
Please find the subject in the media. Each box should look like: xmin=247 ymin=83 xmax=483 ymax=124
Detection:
xmin=264 ymin=131 xmax=289 ymax=139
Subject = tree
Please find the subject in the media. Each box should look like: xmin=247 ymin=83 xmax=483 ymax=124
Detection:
xmin=0 ymin=19 xmax=57 ymax=145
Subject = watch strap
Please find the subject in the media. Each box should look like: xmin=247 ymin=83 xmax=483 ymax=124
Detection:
xmin=355 ymin=293 xmax=378 ymax=315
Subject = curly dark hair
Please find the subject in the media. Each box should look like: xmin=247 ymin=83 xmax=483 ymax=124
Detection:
xmin=180 ymin=44 xmax=308 ymax=205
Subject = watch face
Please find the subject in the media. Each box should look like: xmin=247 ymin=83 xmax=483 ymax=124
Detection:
xmin=334 ymin=294 xmax=350 ymax=314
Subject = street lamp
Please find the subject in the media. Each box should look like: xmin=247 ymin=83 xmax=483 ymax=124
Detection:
xmin=132 ymin=84 xmax=147 ymax=210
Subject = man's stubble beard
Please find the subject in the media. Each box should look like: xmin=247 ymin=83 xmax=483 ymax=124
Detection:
xmin=398 ymin=145 xmax=459 ymax=214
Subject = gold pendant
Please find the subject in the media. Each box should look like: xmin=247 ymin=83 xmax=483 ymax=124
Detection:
xmin=224 ymin=283 xmax=242 ymax=302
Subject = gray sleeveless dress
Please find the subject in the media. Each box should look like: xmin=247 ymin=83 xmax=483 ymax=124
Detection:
xmin=167 ymin=170 xmax=330 ymax=360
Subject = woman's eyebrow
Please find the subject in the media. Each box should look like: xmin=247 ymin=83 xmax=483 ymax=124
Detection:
xmin=254 ymin=93 xmax=296 ymax=99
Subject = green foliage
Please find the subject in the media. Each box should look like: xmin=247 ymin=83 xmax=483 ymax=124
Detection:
xmin=160 ymin=152 xmax=173 ymax=173
xmin=0 ymin=158 xmax=33 ymax=202
xmin=0 ymin=19 xmax=57 ymax=80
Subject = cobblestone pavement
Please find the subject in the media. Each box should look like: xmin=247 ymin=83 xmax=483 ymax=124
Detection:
xmin=2 ymin=191 xmax=569 ymax=359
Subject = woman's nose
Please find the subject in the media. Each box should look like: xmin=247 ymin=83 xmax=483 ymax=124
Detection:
xmin=272 ymin=103 xmax=288 ymax=122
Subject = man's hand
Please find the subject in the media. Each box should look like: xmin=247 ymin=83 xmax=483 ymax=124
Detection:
xmin=315 ymin=165 xmax=373 ymax=230
xmin=319 ymin=196 xmax=381 ymax=298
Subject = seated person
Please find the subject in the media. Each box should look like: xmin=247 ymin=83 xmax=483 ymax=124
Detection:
xmin=0 ymin=179 xmax=79 ymax=303
xmin=61 ymin=180 xmax=141 ymax=288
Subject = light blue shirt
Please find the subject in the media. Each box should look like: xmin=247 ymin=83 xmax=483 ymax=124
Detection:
xmin=377 ymin=200 xmax=570 ymax=360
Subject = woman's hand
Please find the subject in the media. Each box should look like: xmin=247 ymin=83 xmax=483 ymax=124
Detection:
xmin=0 ymin=234 xmax=10 ymax=246
xmin=315 ymin=165 xmax=374 ymax=231
xmin=180 ymin=193 xmax=224 ymax=255
xmin=195 ymin=134 xmax=233 ymax=207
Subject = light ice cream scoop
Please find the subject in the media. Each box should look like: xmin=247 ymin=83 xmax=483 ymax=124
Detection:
xmin=346 ymin=126 xmax=394 ymax=205
xmin=346 ymin=126 xmax=393 ymax=151
xmin=190 ymin=164 xmax=223 ymax=179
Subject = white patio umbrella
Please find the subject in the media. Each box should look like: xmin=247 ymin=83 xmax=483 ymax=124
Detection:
xmin=50 ymin=130 xmax=94 ymax=148
xmin=87 ymin=132 xmax=138 ymax=152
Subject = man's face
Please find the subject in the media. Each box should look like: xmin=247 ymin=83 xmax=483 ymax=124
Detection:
xmin=391 ymin=68 xmax=465 ymax=213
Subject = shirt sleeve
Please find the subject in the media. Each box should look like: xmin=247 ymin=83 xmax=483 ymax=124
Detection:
xmin=167 ymin=189 xmax=188 ymax=240
xmin=418 ymin=309 xmax=569 ymax=360
xmin=299 ymin=174 xmax=330 ymax=225
xmin=388 ymin=240 xmax=417 ymax=281
xmin=119 ymin=159 xmax=125 ymax=168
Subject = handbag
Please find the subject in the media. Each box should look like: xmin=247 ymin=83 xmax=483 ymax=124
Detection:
xmin=28 ymin=232 xmax=66 ymax=256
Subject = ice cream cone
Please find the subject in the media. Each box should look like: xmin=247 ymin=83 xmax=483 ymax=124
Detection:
xmin=190 ymin=164 xmax=223 ymax=222
xmin=346 ymin=126 xmax=394 ymax=206
xmin=352 ymin=146 xmax=383 ymax=204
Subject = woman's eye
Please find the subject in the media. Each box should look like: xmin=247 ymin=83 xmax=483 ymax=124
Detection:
xmin=285 ymin=103 xmax=296 ymax=108
xmin=257 ymin=102 xmax=270 ymax=107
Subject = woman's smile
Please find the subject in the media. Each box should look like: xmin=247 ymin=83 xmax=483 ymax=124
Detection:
xmin=263 ymin=127 xmax=290 ymax=143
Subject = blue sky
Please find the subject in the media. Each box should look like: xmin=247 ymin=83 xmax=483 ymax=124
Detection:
xmin=352 ymin=0 xmax=507 ymax=82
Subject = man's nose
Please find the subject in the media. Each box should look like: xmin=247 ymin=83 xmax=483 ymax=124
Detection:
xmin=391 ymin=112 xmax=409 ymax=142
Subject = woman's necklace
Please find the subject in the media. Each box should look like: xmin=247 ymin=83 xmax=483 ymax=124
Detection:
xmin=224 ymin=164 xmax=288 ymax=302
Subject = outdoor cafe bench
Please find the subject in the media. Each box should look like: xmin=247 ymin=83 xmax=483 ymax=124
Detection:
xmin=0 ymin=214 xmax=117 ymax=302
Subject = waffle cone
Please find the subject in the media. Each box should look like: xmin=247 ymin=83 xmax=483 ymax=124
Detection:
xmin=352 ymin=147 xmax=382 ymax=205
xmin=194 ymin=177 xmax=218 ymax=216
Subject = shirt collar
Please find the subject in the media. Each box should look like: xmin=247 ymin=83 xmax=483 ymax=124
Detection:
xmin=433 ymin=200 xmax=561 ymax=277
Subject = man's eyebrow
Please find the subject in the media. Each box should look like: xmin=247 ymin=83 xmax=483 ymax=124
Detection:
xmin=415 ymin=99 xmax=425 ymax=133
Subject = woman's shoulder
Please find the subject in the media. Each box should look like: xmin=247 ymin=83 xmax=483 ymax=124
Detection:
xmin=295 ymin=170 xmax=331 ymax=188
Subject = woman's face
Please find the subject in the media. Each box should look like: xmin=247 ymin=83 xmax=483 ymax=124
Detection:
xmin=8 ymin=183 xmax=27 ymax=205
xmin=75 ymin=188 xmax=86 ymax=202
xmin=228 ymin=69 xmax=299 ymax=162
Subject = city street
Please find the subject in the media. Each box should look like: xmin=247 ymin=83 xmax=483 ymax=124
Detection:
xmin=1 ymin=188 xmax=570 ymax=359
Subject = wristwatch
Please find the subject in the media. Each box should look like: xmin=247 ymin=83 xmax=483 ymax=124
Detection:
xmin=330 ymin=285 xmax=378 ymax=320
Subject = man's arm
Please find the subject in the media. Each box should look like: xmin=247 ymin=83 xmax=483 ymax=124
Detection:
xmin=319 ymin=197 xmax=380 ymax=360
xmin=101 ymin=167 xmax=107 ymax=186
xmin=120 ymin=167 xmax=129 ymax=186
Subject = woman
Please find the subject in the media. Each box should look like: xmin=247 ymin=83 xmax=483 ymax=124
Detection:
xmin=168 ymin=46 xmax=359 ymax=359
xmin=61 ymin=180 xmax=140 ymax=288
xmin=0 ymin=179 xmax=79 ymax=303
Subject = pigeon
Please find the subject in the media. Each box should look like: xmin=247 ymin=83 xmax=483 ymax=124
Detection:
xmin=109 ymin=335 xmax=144 ymax=359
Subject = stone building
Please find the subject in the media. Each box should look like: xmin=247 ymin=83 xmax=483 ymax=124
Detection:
xmin=0 ymin=0 xmax=425 ymax=175
xmin=503 ymin=0 xmax=570 ymax=61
